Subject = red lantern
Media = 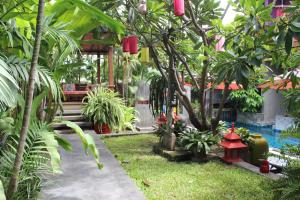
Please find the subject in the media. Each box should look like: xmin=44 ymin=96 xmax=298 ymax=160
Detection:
xmin=174 ymin=0 xmax=184 ymax=16
xmin=122 ymin=37 xmax=130 ymax=52
xmin=128 ymin=35 xmax=138 ymax=54
xmin=220 ymin=123 xmax=247 ymax=163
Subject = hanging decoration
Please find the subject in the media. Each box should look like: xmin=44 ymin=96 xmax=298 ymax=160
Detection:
xmin=215 ymin=35 xmax=225 ymax=52
xmin=141 ymin=47 xmax=149 ymax=63
xmin=174 ymin=0 xmax=184 ymax=16
xmin=129 ymin=35 xmax=138 ymax=54
xmin=122 ymin=37 xmax=130 ymax=52
xmin=138 ymin=0 xmax=147 ymax=14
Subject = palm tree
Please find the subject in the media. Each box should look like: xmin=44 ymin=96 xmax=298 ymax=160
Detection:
xmin=6 ymin=0 xmax=45 ymax=198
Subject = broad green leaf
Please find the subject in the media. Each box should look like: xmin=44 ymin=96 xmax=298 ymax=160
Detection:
xmin=48 ymin=0 xmax=125 ymax=38
xmin=62 ymin=121 xmax=103 ymax=169
xmin=0 ymin=180 xmax=5 ymax=200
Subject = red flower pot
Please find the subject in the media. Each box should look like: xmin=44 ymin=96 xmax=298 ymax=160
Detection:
xmin=94 ymin=123 xmax=112 ymax=134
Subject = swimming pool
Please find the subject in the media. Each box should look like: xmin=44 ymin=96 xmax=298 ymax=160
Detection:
xmin=235 ymin=123 xmax=300 ymax=149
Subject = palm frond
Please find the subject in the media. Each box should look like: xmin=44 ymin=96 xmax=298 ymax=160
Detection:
xmin=0 ymin=121 xmax=62 ymax=199
xmin=0 ymin=56 xmax=19 ymax=111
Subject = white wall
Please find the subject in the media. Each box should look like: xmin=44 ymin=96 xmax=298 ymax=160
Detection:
xmin=262 ymin=90 xmax=286 ymax=124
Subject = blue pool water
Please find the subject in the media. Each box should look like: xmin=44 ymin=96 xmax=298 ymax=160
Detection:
xmin=235 ymin=123 xmax=300 ymax=149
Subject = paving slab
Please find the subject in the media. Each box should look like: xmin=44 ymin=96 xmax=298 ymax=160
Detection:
xmin=40 ymin=131 xmax=146 ymax=200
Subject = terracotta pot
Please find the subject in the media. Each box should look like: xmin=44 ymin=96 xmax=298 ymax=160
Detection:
xmin=94 ymin=123 xmax=112 ymax=134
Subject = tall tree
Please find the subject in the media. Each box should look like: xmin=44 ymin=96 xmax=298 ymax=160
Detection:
xmin=6 ymin=0 xmax=45 ymax=198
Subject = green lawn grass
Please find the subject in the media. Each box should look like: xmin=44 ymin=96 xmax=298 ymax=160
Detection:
xmin=103 ymin=134 xmax=273 ymax=200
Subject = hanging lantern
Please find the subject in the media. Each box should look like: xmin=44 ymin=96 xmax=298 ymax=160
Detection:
xmin=138 ymin=0 xmax=147 ymax=14
xmin=174 ymin=0 xmax=184 ymax=16
xmin=129 ymin=35 xmax=138 ymax=54
xmin=122 ymin=37 xmax=130 ymax=52
xmin=215 ymin=35 xmax=225 ymax=52
xmin=141 ymin=47 xmax=149 ymax=63
xmin=272 ymin=7 xmax=284 ymax=18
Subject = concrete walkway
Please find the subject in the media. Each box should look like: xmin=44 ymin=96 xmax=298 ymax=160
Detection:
xmin=40 ymin=131 xmax=146 ymax=200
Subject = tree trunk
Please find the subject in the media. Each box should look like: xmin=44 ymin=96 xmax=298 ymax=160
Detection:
xmin=208 ymin=88 xmax=213 ymax=118
xmin=212 ymin=82 xmax=230 ymax=135
xmin=6 ymin=0 xmax=45 ymax=198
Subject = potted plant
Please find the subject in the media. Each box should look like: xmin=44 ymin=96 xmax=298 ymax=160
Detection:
xmin=179 ymin=129 xmax=219 ymax=159
xmin=82 ymin=87 xmax=134 ymax=134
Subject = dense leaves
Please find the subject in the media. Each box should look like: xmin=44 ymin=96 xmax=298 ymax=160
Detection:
xmin=82 ymin=87 xmax=136 ymax=131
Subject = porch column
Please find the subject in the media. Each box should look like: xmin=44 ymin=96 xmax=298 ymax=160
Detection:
xmin=108 ymin=46 xmax=114 ymax=90
xmin=97 ymin=52 xmax=101 ymax=85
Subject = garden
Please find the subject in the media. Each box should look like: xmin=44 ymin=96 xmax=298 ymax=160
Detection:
xmin=0 ymin=0 xmax=300 ymax=200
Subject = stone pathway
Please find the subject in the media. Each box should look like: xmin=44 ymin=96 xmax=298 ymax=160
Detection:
xmin=40 ymin=131 xmax=146 ymax=200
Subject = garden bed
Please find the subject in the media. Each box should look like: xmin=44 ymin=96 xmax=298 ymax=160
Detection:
xmin=103 ymin=134 xmax=274 ymax=200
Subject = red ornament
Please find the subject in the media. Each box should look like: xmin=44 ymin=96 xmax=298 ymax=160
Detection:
xmin=174 ymin=0 xmax=184 ymax=16
xmin=122 ymin=37 xmax=130 ymax=52
xmin=260 ymin=160 xmax=270 ymax=173
xmin=220 ymin=123 xmax=247 ymax=163
xmin=128 ymin=35 xmax=138 ymax=54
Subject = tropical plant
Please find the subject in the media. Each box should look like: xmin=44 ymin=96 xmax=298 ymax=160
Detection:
xmin=147 ymin=70 xmax=168 ymax=117
xmin=0 ymin=122 xmax=64 ymax=200
xmin=235 ymin=127 xmax=251 ymax=144
xmin=282 ymin=89 xmax=300 ymax=119
xmin=82 ymin=87 xmax=135 ymax=131
xmin=0 ymin=118 xmax=102 ymax=200
xmin=179 ymin=129 xmax=219 ymax=158
xmin=0 ymin=0 xmax=125 ymax=198
xmin=173 ymin=119 xmax=187 ymax=137
xmin=0 ymin=57 xmax=19 ymax=111
xmin=273 ymin=108 xmax=300 ymax=200
xmin=216 ymin=121 xmax=227 ymax=134
xmin=281 ymin=121 xmax=300 ymax=139
xmin=281 ymin=144 xmax=300 ymax=158
xmin=229 ymin=88 xmax=263 ymax=113
xmin=6 ymin=1 xmax=46 ymax=197
xmin=272 ymin=160 xmax=300 ymax=200
xmin=0 ymin=180 xmax=5 ymax=200
xmin=121 ymin=106 xmax=137 ymax=131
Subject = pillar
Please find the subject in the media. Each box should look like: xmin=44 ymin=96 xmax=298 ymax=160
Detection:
xmin=108 ymin=46 xmax=114 ymax=90
xmin=97 ymin=52 xmax=101 ymax=85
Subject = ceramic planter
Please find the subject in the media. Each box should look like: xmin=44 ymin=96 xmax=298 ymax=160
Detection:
xmin=94 ymin=123 xmax=111 ymax=134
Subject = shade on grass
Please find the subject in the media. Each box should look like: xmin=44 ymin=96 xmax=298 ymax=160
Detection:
xmin=103 ymin=134 xmax=273 ymax=200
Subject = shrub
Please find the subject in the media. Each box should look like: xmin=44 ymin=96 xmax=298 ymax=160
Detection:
xmin=179 ymin=129 xmax=220 ymax=158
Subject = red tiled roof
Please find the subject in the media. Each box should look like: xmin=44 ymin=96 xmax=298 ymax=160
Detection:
xmin=207 ymin=82 xmax=242 ymax=90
